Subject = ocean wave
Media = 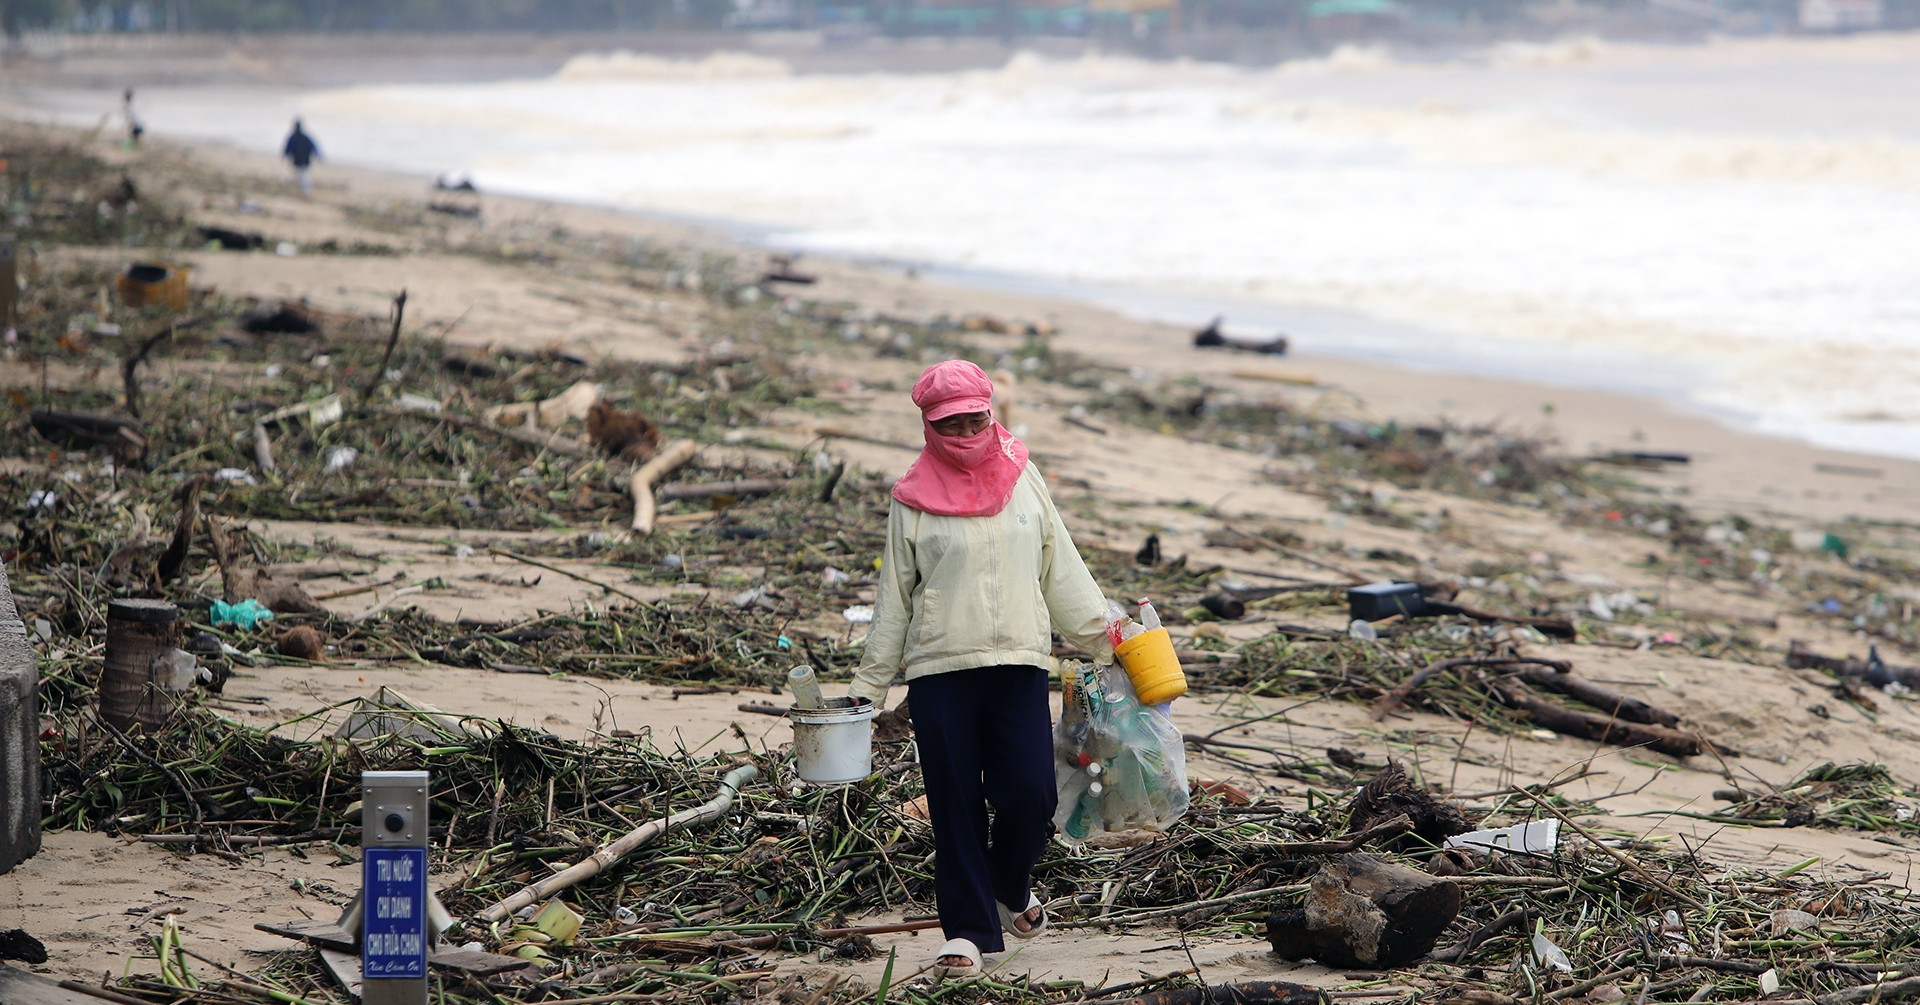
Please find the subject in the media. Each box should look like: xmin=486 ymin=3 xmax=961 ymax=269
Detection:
xmin=553 ymin=50 xmax=793 ymax=81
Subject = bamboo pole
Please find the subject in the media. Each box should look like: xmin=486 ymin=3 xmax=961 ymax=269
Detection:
xmin=476 ymin=764 xmax=756 ymax=923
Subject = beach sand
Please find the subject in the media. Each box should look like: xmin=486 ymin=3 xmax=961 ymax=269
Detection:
xmin=0 ymin=98 xmax=1917 ymax=997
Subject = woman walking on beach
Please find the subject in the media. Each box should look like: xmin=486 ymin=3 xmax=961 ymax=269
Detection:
xmin=849 ymin=360 xmax=1114 ymax=977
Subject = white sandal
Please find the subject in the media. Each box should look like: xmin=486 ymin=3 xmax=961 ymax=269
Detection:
xmin=998 ymin=892 xmax=1047 ymax=940
xmin=932 ymin=938 xmax=982 ymax=978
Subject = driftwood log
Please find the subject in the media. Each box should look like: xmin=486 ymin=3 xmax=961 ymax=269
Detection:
xmin=657 ymin=478 xmax=793 ymax=501
xmin=1788 ymin=641 xmax=1920 ymax=689
xmin=630 ymin=439 xmax=699 ymax=534
xmin=1516 ymin=665 xmax=1679 ymax=726
xmin=1267 ymin=853 xmax=1461 ymax=968
xmin=476 ymin=764 xmax=755 ymax=923
xmin=1484 ymin=679 xmax=1709 ymax=758
xmin=1373 ymin=659 xmax=1710 ymax=757
xmin=1130 ymin=983 xmax=1327 ymax=1005
xmin=29 ymin=410 xmax=147 ymax=463
xmin=1371 ymin=657 xmax=1571 ymax=721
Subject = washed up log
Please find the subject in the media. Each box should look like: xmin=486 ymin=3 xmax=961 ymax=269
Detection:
xmin=486 ymin=378 xmax=598 ymax=431
xmin=1267 ymin=853 xmax=1460 ymax=968
xmin=1592 ymin=451 xmax=1690 ymax=468
xmin=658 ymin=477 xmax=794 ymax=501
xmin=1425 ymin=907 xmax=1539 ymax=963
xmin=29 ymin=410 xmax=146 ymax=462
xmin=1371 ymin=657 xmax=1572 ymax=721
xmin=1787 ymin=641 xmax=1920 ymax=689
xmin=196 ymin=225 xmax=266 ymax=251
xmin=476 ymin=763 xmax=756 ymax=923
xmin=1516 ymin=666 xmax=1680 ymax=727
xmin=1488 ymin=681 xmax=1709 ymax=758
xmin=238 ymin=300 xmax=319 ymax=335
xmin=1129 ymin=981 xmax=1326 ymax=1005
xmin=631 ymin=439 xmax=700 ymax=534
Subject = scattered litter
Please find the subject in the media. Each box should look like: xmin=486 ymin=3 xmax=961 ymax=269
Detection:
xmin=1531 ymin=930 xmax=1573 ymax=973
xmin=324 ymin=445 xmax=357 ymax=472
xmin=1444 ymin=819 xmax=1559 ymax=855
xmin=215 ymin=467 xmax=256 ymax=485
xmin=1769 ymin=909 xmax=1818 ymax=936
xmin=197 ymin=224 xmax=266 ymax=250
xmin=334 ymin=685 xmax=477 ymax=743
xmin=209 ymin=598 xmax=275 ymax=630
xmin=843 ymin=604 xmax=875 ymax=624
xmin=239 ymin=300 xmax=318 ymax=335
xmin=733 ymin=587 xmax=768 ymax=608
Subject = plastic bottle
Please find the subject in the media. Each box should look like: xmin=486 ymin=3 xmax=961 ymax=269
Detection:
xmin=1136 ymin=598 xmax=1162 ymax=632
xmin=1064 ymin=773 xmax=1103 ymax=839
xmin=788 ymin=665 xmax=825 ymax=710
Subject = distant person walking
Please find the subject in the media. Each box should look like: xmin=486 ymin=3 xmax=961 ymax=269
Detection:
xmin=282 ymin=119 xmax=320 ymax=196
xmin=121 ymin=89 xmax=144 ymax=149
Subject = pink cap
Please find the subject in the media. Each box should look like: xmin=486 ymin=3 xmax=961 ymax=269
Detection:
xmin=911 ymin=360 xmax=995 ymax=422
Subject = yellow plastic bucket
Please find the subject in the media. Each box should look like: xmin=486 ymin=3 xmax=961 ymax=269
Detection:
xmin=1114 ymin=627 xmax=1186 ymax=705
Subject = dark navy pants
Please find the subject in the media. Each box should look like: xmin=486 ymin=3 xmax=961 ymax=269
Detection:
xmin=908 ymin=664 xmax=1057 ymax=955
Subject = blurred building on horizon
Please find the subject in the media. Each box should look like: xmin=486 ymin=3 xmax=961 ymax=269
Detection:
xmin=4 ymin=0 xmax=1916 ymax=47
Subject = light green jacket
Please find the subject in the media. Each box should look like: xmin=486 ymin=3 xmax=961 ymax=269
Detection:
xmin=851 ymin=462 xmax=1113 ymax=706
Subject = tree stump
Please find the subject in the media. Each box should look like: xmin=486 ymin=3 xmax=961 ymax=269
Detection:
xmin=1267 ymin=853 xmax=1461 ymax=968
xmin=100 ymin=598 xmax=182 ymax=732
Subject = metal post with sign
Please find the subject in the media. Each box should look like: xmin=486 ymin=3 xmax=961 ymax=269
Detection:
xmin=361 ymin=770 xmax=429 ymax=1005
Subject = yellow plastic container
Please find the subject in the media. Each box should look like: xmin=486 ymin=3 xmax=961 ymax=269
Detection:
xmin=1114 ymin=627 xmax=1186 ymax=705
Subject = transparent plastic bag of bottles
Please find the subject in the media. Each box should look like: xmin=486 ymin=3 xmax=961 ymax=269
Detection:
xmin=1052 ymin=660 xmax=1190 ymax=840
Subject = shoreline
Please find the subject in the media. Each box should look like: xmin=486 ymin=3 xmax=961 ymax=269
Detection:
xmin=17 ymin=28 xmax=1920 ymax=478
xmin=75 ymin=125 xmax=1920 ymax=528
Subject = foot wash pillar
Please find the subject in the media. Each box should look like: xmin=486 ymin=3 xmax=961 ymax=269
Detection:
xmin=0 ymin=561 xmax=41 ymax=873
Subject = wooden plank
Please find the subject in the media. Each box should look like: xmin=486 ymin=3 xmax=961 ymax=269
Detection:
xmin=258 ymin=920 xmax=529 ymax=978
xmin=0 ymin=965 xmax=117 ymax=1005
xmin=318 ymin=947 xmax=364 ymax=1001
xmin=427 ymin=946 xmax=534 ymax=977
xmin=256 ymin=918 xmax=356 ymax=952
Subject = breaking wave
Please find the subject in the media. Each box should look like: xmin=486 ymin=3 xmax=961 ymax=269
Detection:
xmin=553 ymin=50 xmax=793 ymax=80
xmin=122 ymin=32 xmax=1920 ymax=459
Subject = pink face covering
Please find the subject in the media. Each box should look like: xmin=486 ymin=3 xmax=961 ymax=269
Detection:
xmin=890 ymin=361 xmax=1030 ymax=517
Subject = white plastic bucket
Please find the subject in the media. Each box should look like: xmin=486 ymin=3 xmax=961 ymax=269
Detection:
xmin=790 ymin=697 xmax=876 ymax=785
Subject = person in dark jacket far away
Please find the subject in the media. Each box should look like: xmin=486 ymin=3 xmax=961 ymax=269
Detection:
xmin=282 ymin=120 xmax=320 ymax=196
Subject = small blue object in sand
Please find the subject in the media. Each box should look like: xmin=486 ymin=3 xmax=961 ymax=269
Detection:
xmin=211 ymin=598 xmax=275 ymax=630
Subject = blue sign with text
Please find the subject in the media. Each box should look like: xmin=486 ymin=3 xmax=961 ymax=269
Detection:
xmin=362 ymin=846 xmax=428 ymax=979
